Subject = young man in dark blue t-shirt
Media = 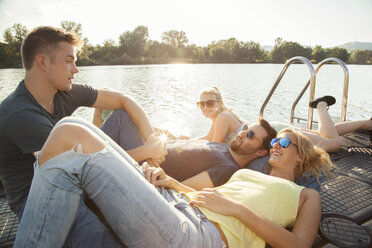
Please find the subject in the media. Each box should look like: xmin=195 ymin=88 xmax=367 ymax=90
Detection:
xmin=0 ymin=26 xmax=167 ymax=248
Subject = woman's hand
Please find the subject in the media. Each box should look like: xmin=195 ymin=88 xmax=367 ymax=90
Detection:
xmin=190 ymin=188 xmax=240 ymax=216
xmin=146 ymin=159 xmax=161 ymax=167
xmin=142 ymin=162 xmax=173 ymax=188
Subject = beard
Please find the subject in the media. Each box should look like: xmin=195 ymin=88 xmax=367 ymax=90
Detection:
xmin=229 ymin=138 xmax=258 ymax=156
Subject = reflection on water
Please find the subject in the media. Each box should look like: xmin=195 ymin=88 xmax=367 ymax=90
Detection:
xmin=1 ymin=64 xmax=371 ymax=137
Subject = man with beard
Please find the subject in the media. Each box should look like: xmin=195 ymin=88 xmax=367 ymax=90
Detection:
xmin=100 ymin=109 xmax=277 ymax=190
xmin=158 ymin=119 xmax=276 ymax=190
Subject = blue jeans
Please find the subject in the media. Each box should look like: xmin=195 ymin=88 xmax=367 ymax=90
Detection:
xmin=17 ymin=195 xmax=123 ymax=248
xmin=101 ymin=109 xmax=145 ymax=151
xmin=14 ymin=117 xmax=224 ymax=248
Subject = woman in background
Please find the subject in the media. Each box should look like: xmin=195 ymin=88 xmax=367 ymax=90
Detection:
xmin=197 ymin=86 xmax=246 ymax=143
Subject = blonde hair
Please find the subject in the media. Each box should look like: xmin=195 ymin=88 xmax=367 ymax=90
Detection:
xmin=199 ymin=86 xmax=245 ymax=124
xmin=200 ymin=86 xmax=232 ymax=111
xmin=270 ymin=128 xmax=334 ymax=182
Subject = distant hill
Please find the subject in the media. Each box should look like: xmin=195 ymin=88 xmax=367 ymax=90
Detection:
xmin=336 ymin=42 xmax=372 ymax=52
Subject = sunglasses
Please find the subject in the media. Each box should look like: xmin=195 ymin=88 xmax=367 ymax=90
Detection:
xmin=270 ymin=137 xmax=298 ymax=149
xmin=246 ymin=129 xmax=262 ymax=143
xmin=196 ymin=100 xmax=219 ymax=108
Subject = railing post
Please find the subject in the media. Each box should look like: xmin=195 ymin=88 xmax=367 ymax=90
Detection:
xmin=260 ymin=56 xmax=316 ymax=128
xmin=292 ymin=58 xmax=349 ymax=124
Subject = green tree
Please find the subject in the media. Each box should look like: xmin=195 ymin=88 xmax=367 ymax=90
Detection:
xmin=3 ymin=23 xmax=28 ymax=46
xmin=350 ymin=50 xmax=372 ymax=64
xmin=208 ymin=38 xmax=240 ymax=62
xmin=60 ymin=21 xmax=94 ymax=65
xmin=2 ymin=23 xmax=28 ymax=67
xmin=185 ymin=44 xmax=205 ymax=61
xmin=147 ymin=40 xmax=175 ymax=59
xmin=119 ymin=26 xmax=149 ymax=58
xmin=0 ymin=42 xmax=8 ymax=68
xmin=89 ymin=39 xmax=121 ymax=65
xmin=238 ymin=41 xmax=266 ymax=62
xmin=76 ymin=38 xmax=96 ymax=66
xmin=312 ymin=45 xmax=327 ymax=63
xmin=325 ymin=47 xmax=349 ymax=63
xmin=161 ymin=30 xmax=189 ymax=49
xmin=270 ymin=38 xmax=312 ymax=63
xmin=61 ymin=20 xmax=82 ymax=36
xmin=208 ymin=41 xmax=228 ymax=62
xmin=269 ymin=37 xmax=284 ymax=62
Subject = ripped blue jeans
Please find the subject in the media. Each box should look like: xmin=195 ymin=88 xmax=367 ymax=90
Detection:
xmin=14 ymin=117 xmax=225 ymax=248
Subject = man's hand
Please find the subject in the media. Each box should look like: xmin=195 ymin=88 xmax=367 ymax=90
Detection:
xmin=142 ymin=162 xmax=173 ymax=188
xmin=190 ymin=188 xmax=240 ymax=216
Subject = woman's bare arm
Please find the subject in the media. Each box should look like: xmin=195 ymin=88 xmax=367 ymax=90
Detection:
xmin=142 ymin=163 xmax=196 ymax=193
xmin=191 ymin=188 xmax=321 ymax=248
xmin=211 ymin=112 xmax=232 ymax=143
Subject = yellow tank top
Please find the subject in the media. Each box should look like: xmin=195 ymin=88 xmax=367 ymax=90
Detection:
xmin=186 ymin=169 xmax=304 ymax=248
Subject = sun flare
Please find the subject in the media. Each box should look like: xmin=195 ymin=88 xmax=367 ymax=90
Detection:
xmin=160 ymin=134 xmax=168 ymax=142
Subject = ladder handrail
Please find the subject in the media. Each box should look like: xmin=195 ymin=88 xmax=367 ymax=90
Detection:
xmin=292 ymin=58 xmax=349 ymax=123
xmin=259 ymin=56 xmax=316 ymax=129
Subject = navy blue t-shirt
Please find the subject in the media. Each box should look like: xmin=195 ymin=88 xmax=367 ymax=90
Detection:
xmin=0 ymin=81 xmax=98 ymax=212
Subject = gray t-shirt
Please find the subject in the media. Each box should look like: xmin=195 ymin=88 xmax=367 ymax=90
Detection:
xmin=0 ymin=81 xmax=98 ymax=212
xmin=161 ymin=139 xmax=241 ymax=186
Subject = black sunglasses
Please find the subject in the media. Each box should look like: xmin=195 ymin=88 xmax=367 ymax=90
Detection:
xmin=246 ymin=130 xmax=255 ymax=139
xmin=270 ymin=137 xmax=298 ymax=149
xmin=196 ymin=100 xmax=218 ymax=108
xmin=246 ymin=129 xmax=262 ymax=143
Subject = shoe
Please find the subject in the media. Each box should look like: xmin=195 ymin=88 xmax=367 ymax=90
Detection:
xmin=309 ymin=96 xmax=336 ymax=109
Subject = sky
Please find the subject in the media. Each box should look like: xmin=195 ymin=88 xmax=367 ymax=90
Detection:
xmin=0 ymin=0 xmax=371 ymax=48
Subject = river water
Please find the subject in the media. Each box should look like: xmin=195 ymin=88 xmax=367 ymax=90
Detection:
xmin=1 ymin=64 xmax=371 ymax=137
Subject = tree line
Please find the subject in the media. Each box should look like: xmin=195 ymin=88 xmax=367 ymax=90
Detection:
xmin=1 ymin=21 xmax=372 ymax=68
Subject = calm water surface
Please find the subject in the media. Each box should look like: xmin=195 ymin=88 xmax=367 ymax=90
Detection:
xmin=1 ymin=64 xmax=371 ymax=137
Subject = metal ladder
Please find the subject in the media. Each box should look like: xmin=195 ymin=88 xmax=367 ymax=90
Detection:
xmin=259 ymin=56 xmax=349 ymax=129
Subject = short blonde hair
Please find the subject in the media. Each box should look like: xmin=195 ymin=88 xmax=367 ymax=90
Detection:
xmin=200 ymin=86 xmax=223 ymax=101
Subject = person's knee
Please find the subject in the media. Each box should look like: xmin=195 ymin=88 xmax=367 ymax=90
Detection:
xmin=101 ymin=109 xmax=131 ymax=135
xmin=333 ymin=139 xmax=342 ymax=152
xmin=326 ymin=138 xmax=342 ymax=153
xmin=39 ymin=123 xmax=105 ymax=166
xmin=56 ymin=116 xmax=93 ymax=128
xmin=114 ymin=109 xmax=130 ymax=117
xmin=108 ymin=109 xmax=131 ymax=124
xmin=48 ymin=123 xmax=81 ymax=150
xmin=56 ymin=123 xmax=106 ymax=154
